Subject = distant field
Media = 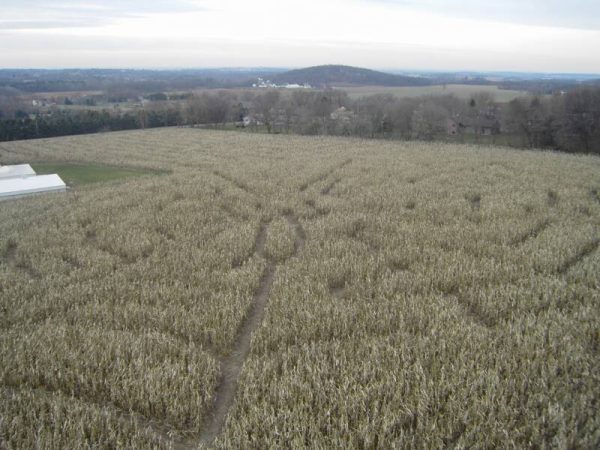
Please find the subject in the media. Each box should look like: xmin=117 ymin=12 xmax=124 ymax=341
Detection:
xmin=24 ymin=90 xmax=104 ymax=99
xmin=1 ymin=129 xmax=599 ymax=448
xmin=32 ymin=162 xmax=157 ymax=186
xmin=339 ymin=84 xmax=529 ymax=102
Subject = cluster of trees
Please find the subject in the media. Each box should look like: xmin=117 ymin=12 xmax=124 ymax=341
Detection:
xmin=0 ymin=86 xmax=598 ymax=154
xmin=504 ymin=88 xmax=600 ymax=153
xmin=185 ymin=87 xmax=600 ymax=154
xmin=0 ymin=107 xmax=184 ymax=141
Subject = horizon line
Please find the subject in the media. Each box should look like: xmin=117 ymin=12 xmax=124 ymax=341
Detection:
xmin=0 ymin=65 xmax=599 ymax=77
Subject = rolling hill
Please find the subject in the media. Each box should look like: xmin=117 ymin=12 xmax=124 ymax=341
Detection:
xmin=271 ymin=64 xmax=432 ymax=87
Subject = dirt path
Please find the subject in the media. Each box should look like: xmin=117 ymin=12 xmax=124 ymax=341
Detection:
xmin=212 ymin=170 xmax=256 ymax=195
xmin=299 ymin=159 xmax=352 ymax=192
xmin=197 ymin=268 xmax=276 ymax=447
xmin=556 ymin=238 xmax=599 ymax=274
xmin=510 ymin=218 xmax=551 ymax=246
xmin=196 ymin=213 xmax=306 ymax=448
xmin=195 ymin=221 xmax=273 ymax=447
xmin=321 ymin=178 xmax=340 ymax=195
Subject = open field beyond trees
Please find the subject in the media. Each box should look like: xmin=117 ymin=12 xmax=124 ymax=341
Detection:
xmin=338 ymin=84 xmax=529 ymax=102
xmin=1 ymin=128 xmax=599 ymax=448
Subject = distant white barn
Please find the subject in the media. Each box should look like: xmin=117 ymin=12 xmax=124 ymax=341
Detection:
xmin=0 ymin=165 xmax=66 ymax=200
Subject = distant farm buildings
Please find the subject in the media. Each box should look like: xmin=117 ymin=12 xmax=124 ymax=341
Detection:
xmin=449 ymin=117 xmax=500 ymax=136
xmin=252 ymin=78 xmax=311 ymax=89
xmin=446 ymin=115 xmax=500 ymax=137
xmin=0 ymin=164 xmax=66 ymax=200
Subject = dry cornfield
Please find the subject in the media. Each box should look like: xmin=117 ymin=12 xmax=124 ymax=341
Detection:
xmin=1 ymin=128 xmax=599 ymax=449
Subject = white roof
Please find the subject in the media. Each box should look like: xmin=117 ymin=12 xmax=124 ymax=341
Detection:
xmin=0 ymin=164 xmax=36 ymax=179
xmin=0 ymin=174 xmax=66 ymax=199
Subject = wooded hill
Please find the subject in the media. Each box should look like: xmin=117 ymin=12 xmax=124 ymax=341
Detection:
xmin=271 ymin=65 xmax=432 ymax=87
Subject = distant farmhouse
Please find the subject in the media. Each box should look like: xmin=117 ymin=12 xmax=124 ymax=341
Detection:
xmin=330 ymin=106 xmax=355 ymax=123
xmin=0 ymin=164 xmax=66 ymax=200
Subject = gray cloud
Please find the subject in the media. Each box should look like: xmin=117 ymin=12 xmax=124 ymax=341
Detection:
xmin=5 ymin=0 xmax=202 ymax=13
xmin=0 ymin=19 xmax=106 ymax=30
xmin=0 ymin=0 xmax=208 ymax=30
xmin=370 ymin=0 xmax=600 ymax=30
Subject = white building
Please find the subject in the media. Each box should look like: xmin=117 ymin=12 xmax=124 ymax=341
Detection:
xmin=0 ymin=165 xmax=66 ymax=200
xmin=0 ymin=164 xmax=37 ymax=179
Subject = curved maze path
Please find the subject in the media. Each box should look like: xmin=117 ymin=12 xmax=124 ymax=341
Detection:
xmin=193 ymin=214 xmax=305 ymax=448
xmin=190 ymin=163 xmax=339 ymax=448
xmin=2 ymin=160 xmax=344 ymax=449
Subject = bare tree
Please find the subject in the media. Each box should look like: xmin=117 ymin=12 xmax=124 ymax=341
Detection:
xmin=185 ymin=92 xmax=231 ymax=126
xmin=411 ymin=101 xmax=449 ymax=140
xmin=504 ymin=97 xmax=553 ymax=148
xmin=0 ymin=87 xmax=27 ymax=119
xmin=253 ymin=90 xmax=280 ymax=133
xmin=554 ymin=87 xmax=600 ymax=153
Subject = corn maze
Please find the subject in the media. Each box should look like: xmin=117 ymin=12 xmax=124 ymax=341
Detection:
xmin=1 ymin=128 xmax=599 ymax=448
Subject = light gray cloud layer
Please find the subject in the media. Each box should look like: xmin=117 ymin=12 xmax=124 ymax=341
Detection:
xmin=0 ymin=0 xmax=206 ymax=29
xmin=1 ymin=0 xmax=599 ymax=72
xmin=3 ymin=0 xmax=599 ymax=30
xmin=373 ymin=0 xmax=600 ymax=29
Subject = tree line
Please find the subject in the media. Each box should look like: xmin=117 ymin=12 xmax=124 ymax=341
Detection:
xmin=185 ymin=87 xmax=600 ymax=154
xmin=0 ymin=108 xmax=183 ymax=142
xmin=0 ymin=87 xmax=598 ymax=154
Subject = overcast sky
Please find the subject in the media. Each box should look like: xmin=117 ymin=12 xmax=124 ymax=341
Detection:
xmin=1 ymin=0 xmax=599 ymax=73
